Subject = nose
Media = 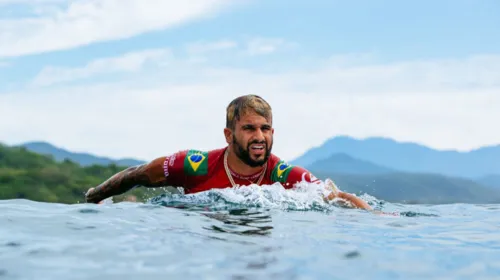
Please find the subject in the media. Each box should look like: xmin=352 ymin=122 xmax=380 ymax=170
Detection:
xmin=254 ymin=128 xmax=265 ymax=141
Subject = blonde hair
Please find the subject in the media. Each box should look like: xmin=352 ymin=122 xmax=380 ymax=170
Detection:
xmin=226 ymin=94 xmax=272 ymax=130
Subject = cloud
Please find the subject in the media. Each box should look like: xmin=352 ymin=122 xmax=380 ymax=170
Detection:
xmin=0 ymin=0 xmax=65 ymax=4
xmin=2 ymin=44 xmax=500 ymax=161
xmin=183 ymin=40 xmax=239 ymax=64
xmin=32 ymin=48 xmax=171 ymax=86
xmin=186 ymin=40 xmax=238 ymax=55
xmin=0 ymin=0 xmax=240 ymax=58
xmin=31 ymin=36 xmax=293 ymax=86
xmin=286 ymin=54 xmax=500 ymax=95
xmin=245 ymin=37 xmax=290 ymax=55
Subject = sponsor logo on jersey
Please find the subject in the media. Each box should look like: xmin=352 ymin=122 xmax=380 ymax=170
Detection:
xmin=184 ymin=150 xmax=208 ymax=176
xmin=163 ymin=156 xmax=170 ymax=178
xmin=271 ymin=160 xmax=294 ymax=183
xmin=169 ymin=153 xmax=176 ymax=167
xmin=163 ymin=152 xmax=179 ymax=178
xmin=301 ymin=172 xmax=321 ymax=184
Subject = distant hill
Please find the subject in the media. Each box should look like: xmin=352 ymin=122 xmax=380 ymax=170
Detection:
xmin=305 ymin=153 xmax=395 ymax=174
xmin=2 ymin=142 xmax=500 ymax=204
xmin=476 ymin=174 xmax=500 ymax=189
xmin=311 ymin=170 xmax=500 ymax=204
xmin=292 ymin=136 xmax=500 ymax=178
xmin=18 ymin=142 xmax=145 ymax=167
xmin=0 ymin=143 xmax=161 ymax=204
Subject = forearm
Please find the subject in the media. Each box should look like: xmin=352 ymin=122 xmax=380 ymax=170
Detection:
xmin=338 ymin=192 xmax=372 ymax=210
xmin=325 ymin=191 xmax=372 ymax=210
xmin=85 ymin=165 xmax=149 ymax=203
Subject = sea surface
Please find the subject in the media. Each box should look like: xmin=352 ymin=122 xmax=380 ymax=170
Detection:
xmin=1 ymin=182 xmax=500 ymax=280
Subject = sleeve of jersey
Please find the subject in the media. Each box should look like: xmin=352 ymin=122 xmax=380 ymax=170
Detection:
xmin=159 ymin=150 xmax=189 ymax=187
xmin=270 ymin=160 xmax=321 ymax=189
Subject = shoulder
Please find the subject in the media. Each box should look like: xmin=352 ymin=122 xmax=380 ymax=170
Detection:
xmin=148 ymin=148 xmax=224 ymax=180
xmin=268 ymin=154 xmax=320 ymax=185
xmin=180 ymin=147 xmax=225 ymax=176
xmin=268 ymin=154 xmax=296 ymax=183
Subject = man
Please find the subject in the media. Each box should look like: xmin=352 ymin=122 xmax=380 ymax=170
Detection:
xmin=85 ymin=95 xmax=371 ymax=210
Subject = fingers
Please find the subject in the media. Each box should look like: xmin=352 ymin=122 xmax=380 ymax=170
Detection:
xmin=85 ymin=187 xmax=94 ymax=194
xmin=85 ymin=187 xmax=97 ymax=203
xmin=325 ymin=179 xmax=340 ymax=194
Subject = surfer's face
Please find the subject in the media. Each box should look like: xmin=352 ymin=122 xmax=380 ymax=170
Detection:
xmin=228 ymin=111 xmax=274 ymax=167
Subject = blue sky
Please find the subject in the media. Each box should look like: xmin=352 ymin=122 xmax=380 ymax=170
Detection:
xmin=0 ymin=0 xmax=499 ymax=161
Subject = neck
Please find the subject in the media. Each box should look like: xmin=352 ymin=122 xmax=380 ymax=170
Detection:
xmin=225 ymin=146 xmax=265 ymax=176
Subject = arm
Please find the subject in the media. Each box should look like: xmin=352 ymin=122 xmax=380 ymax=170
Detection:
xmin=325 ymin=190 xmax=372 ymax=210
xmin=280 ymin=164 xmax=372 ymax=210
xmin=323 ymin=178 xmax=372 ymax=210
xmin=85 ymin=149 xmax=190 ymax=204
xmin=85 ymin=157 xmax=167 ymax=203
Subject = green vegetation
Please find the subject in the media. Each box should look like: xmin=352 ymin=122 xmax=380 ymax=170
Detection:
xmin=0 ymin=143 xmax=162 ymax=204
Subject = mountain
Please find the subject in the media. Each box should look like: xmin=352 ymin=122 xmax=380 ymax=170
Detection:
xmin=476 ymin=174 xmax=500 ymax=189
xmin=311 ymin=170 xmax=500 ymax=204
xmin=19 ymin=141 xmax=145 ymax=167
xmin=292 ymin=136 xmax=500 ymax=178
xmin=2 ymin=142 xmax=500 ymax=204
xmin=0 ymin=143 xmax=160 ymax=204
xmin=305 ymin=153 xmax=395 ymax=174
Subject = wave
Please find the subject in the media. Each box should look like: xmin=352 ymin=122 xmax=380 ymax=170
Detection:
xmin=143 ymin=180 xmax=397 ymax=214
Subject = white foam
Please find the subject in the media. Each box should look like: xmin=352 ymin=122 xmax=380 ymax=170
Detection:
xmin=149 ymin=180 xmax=374 ymax=212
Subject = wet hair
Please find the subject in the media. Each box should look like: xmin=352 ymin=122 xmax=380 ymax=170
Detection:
xmin=226 ymin=94 xmax=272 ymax=130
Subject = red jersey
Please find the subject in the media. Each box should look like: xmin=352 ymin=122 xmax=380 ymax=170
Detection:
xmin=160 ymin=147 xmax=320 ymax=194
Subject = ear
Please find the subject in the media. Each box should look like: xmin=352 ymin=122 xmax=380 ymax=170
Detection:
xmin=224 ymin=127 xmax=232 ymax=144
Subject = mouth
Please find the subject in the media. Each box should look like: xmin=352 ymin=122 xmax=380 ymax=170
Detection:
xmin=249 ymin=143 xmax=266 ymax=155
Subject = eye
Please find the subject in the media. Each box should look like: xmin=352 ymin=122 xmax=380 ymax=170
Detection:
xmin=261 ymin=125 xmax=271 ymax=131
xmin=242 ymin=125 xmax=255 ymax=131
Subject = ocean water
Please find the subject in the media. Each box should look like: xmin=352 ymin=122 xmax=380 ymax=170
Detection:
xmin=1 ymin=182 xmax=500 ymax=280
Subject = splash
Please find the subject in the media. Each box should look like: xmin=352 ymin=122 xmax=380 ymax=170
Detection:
xmin=147 ymin=180 xmax=379 ymax=213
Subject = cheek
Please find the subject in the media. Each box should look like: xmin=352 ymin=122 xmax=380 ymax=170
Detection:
xmin=235 ymin=132 xmax=250 ymax=143
xmin=265 ymin=132 xmax=273 ymax=142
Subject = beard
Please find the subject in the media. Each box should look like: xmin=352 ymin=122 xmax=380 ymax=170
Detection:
xmin=232 ymin=136 xmax=272 ymax=167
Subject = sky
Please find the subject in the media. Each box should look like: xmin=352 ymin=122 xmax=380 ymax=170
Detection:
xmin=0 ymin=0 xmax=499 ymax=162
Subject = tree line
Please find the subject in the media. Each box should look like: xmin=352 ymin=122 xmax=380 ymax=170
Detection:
xmin=0 ymin=143 xmax=161 ymax=204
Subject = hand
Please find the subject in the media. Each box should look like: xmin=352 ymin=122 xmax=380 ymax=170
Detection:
xmin=85 ymin=187 xmax=94 ymax=201
xmin=325 ymin=179 xmax=340 ymax=195
xmin=324 ymin=179 xmax=372 ymax=210
xmin=85 ymin=187 xmax=103 ymax=204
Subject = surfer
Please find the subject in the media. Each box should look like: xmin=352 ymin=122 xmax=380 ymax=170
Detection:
xmin=85 ymin=94 xmax=372 ymax=210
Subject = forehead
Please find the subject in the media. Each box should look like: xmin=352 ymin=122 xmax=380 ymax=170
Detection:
xmin=236 ymin=111 xmax=272 ymax=125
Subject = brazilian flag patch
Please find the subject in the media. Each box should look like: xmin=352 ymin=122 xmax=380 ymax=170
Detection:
xmin=184 ymin=150 xmax=208 ymax=176
xmin=271 ymin=160 xmax=294 ymax=183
